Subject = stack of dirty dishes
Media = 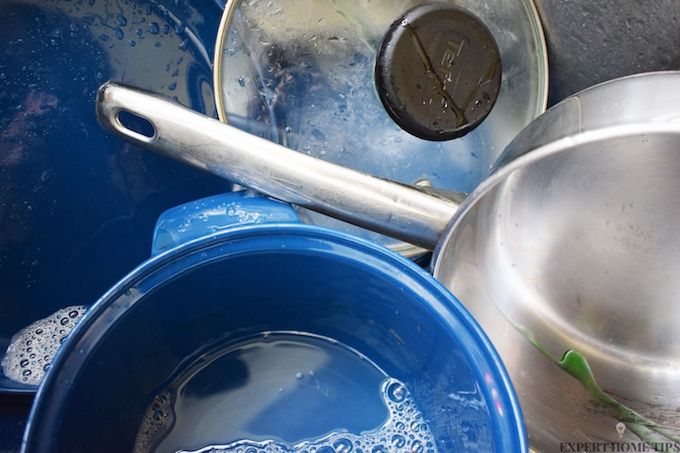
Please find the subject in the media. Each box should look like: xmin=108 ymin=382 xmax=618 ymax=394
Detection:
xmin=3 ymin=1 xmax=680 ymax=453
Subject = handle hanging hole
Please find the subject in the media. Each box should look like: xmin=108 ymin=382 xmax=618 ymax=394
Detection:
xmin=116 ymin=110 xmax=156 ymax=140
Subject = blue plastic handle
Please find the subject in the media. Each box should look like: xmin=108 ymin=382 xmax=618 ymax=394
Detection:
xmin=151 ymin=191 xmax=300 ymax=256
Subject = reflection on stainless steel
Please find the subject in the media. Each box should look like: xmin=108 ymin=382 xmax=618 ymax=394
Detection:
xmin=98 ymin=72 xmax=680 ymax=451
xmin=96 ymin=82 xmax=458 ymax=250
xmin=434 ymin=72 xmax=680 ymax=450
xmin=212 ymin=0 xmax=548 ymax=257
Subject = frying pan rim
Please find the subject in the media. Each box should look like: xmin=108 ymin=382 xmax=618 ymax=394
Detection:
xmin=432 ymin=70 xmax=680 ymax=276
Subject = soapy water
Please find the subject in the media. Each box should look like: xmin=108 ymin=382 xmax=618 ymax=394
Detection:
xmin=133 ymin=332 xmax=438 ymax=453
xmin=179 ymin=378 xmax=437 ymax=453
xmin=135 ymin=391 xmax=175 ymax=453
xmin=1 ymin=305 xmax=88 ymax=385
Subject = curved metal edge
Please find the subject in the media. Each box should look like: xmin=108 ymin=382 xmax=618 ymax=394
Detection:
xmin=213 ymin=0 xmax=240 ymax=125
xmin=211 ymin=0 xmax=433 ymax=258
xmin=388 ymin=242 xmax=428 ymax=259
xmin=524 ymin=0 xmax=550 ymax=115
xmin=430 ymin=123 xmax=680 ymax=453
xmin=431 ymin=120 xmax=680 ymax=277
xmin=214 ymin=0 xmax=550 ymax=121
xmin=210 ymin=0 xmax=548 ymax=260
xmin=433 ymin=70 xmax=680 ymax=276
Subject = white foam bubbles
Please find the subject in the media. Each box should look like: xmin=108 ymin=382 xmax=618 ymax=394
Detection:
xmin=179 ymin=378 xmax=437 ymax=453
xmin=134 ymin=391 xmax=175 ymax=453
xmin=1 ymin=305 xmax=88 ymax=385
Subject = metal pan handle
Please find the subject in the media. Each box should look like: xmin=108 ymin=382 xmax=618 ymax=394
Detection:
xmin=96 ymin=82 xmax=458 ymax=250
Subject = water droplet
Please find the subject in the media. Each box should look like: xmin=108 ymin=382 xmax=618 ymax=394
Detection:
xmin=149 ymin=22 xmax=160 ymax=34
xmin=296 ymin=372 xmax=303 ymax=379
xmin=387 ymin=381 xmax=407 ymax=402
xmin=115 ymin=28 xmax=124 ymax=40
xmin=69 ymin=310 xmax=79 ymax=318
xmin=168 ymin=82 xmax=177 ymax=91
xmin=60 ymin=317 xmax=69 ymax=326
xmin=116 ymin=14 xmax=128 ymax=26
xmin=391 ymin=434 xmax=406 ymax=448
xmin=19 ymin=359 xmax=29 ymax=368
xmin=238 ymin=75 xmax=246 ymax=87
xmin=411 ymin=440 xmax=424 ymax=453
xmin=129 ymin=40 xmax=136 ymax=47
xmin=333 ymin=438 xmax=353 ymax=452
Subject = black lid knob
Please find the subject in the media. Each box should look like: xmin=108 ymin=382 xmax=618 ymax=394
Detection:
xmin=375 ymin=3 xmax=502 ymax=141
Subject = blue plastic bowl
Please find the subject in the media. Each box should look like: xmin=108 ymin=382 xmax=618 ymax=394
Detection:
xmin=22 ymin=194 xmax=526 ymax=452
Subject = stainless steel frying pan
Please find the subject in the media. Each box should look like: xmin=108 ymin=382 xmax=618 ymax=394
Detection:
xmin=96 ymin=71 xmax=680 ymax=451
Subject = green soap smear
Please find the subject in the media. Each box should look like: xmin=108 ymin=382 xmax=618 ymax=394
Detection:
xmin=518 ymin=326 xmax=680 ymax=445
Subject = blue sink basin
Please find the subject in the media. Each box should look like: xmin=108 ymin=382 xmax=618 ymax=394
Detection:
xmin=0 ymin=0 xmax=230 ymax=393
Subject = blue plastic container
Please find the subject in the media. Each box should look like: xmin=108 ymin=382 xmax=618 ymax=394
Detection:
xmin=22 ymin=193 xmax=526 ymax=452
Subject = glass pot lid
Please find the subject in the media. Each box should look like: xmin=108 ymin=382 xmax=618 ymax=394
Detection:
xmin=214 ymin=0 xmax=548 ymax=257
